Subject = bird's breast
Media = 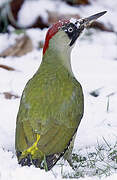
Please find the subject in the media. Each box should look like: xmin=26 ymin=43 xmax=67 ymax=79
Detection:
xmin=24 ymin=72 xmax=83 ymax=130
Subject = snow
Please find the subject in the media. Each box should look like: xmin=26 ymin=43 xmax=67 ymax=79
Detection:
xmin=0 ymin=0 xmax=117 ymax=179
xmin=0 ymin=34 xmax=18 ymax=53
xmin=0 ymin=0 xmax=11 ymax=7
xmin=18 ymin=0 xmax=54 ymax=27
xmin=18 ymin=0 xmax=81 ymax=27
xmin=72 ymin=31 xmax=117 ymax=148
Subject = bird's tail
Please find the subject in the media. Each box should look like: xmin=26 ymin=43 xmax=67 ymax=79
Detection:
xmin=16 ymin=151 xmax=62 ymax=171
xmin=45 ymin=153 xmax=62 ymax=170
xmin=16 ymin=133 xmax=76 ymax=170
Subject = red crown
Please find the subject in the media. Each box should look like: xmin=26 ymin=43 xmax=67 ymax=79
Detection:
xmin=43 ymin=19 xmax=69 ymax=55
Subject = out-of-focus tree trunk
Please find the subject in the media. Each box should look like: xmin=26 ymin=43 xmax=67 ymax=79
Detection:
xmin=63 ymin=0 xmax=90 ymax=5
xmin=10 ymin=0 xmax=25 ymax=20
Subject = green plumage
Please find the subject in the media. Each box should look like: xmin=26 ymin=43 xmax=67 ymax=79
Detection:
xmin=15 ymin=30 xmax=84 ymax=170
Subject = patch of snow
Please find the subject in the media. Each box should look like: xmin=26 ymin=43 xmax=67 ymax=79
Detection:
xmin=18 ymin=0 xmax=80 ymax=27
xmin=0 ymin=0 xmax=11 ymax=7
xmin=0 ymin=33 xmax=18 ymax=53
xmin=26 ymin=28 xmax=47 ymax=48
xmin=18 ymin=0 xmax=54 ymax=27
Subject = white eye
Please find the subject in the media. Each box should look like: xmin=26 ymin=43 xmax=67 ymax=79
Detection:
xmin=68 ymin=27 xmax=73 ymax=32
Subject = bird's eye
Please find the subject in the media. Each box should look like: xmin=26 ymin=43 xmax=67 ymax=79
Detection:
xmin=68 ymin=27 xmax=73 ymax=33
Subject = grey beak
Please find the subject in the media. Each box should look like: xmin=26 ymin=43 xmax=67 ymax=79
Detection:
xmin=80 ymin=11 xmax=107 ymax=27
xmin=69 ymin=11 xmax=107 ymax=46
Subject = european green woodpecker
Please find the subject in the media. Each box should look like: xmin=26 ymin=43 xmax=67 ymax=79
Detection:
xmin=15 ymin=11 xmax=106 ymax=170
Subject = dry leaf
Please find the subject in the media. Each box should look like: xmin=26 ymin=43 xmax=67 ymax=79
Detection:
xmin=0 ymin=64 xmax=15 ymax=71
xmin=0 ymin=35 xmax=33 ymax=57
xmin=3 ymin=92 xmax=20 ymax=99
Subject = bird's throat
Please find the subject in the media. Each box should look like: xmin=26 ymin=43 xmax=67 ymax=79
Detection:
xmin=42 ymin=32 xmax=74 ymax=76
xmin=42 ymin=47 xmax=74 ymax=77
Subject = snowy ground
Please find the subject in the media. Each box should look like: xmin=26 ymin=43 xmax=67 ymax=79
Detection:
xmin=0 ymin=0 xmax=117 ymax=179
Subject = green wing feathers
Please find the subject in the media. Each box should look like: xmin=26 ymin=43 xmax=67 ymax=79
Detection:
xmin=15 ymin=66 xmax=84 ymax=169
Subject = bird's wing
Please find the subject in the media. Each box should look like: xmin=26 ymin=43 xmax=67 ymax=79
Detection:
xmin=15 ymin=75 xmax=84 ymax=167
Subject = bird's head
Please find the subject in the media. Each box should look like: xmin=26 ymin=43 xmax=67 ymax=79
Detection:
xmin=43 ymin=11 xmax=107 ymax=55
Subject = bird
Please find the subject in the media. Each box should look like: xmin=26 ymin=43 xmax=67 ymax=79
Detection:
xmin=15 ymin=11 xmax=107 ymax=171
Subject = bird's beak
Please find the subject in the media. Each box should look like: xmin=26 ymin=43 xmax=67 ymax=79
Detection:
xmin=69 ymin=11 xmax=107 ymax=46
xmin=79 ymin=11 xmax=107 ymax=28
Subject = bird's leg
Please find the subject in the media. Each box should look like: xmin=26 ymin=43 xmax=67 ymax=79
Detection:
xmin=63 ymin=133 xmax=76 ymax=170
xmin=18 ymin=134 xmax=43 ymax=167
